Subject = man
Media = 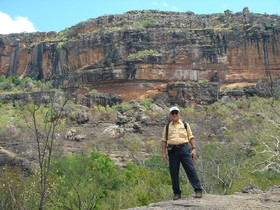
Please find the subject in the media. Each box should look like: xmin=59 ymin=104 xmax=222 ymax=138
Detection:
xmin=161 ymin=106 xmax=202 ymax=200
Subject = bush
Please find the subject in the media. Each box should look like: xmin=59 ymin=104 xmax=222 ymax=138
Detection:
xmin=144 ymin=155 xmax=169 ymax=174
xmin=0 ymin=75 xmax=6 ymax=82
xmin=0 ymin=167 xmax=34 ymax=209
xmin=139 ymin=98 xmax=153 ymax=110
xmin=50 ymin=151 xmax=123 ymax=209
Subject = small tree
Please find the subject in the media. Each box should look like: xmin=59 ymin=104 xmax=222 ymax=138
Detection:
xmin=23 ymin=99 xmax=67 ymax=209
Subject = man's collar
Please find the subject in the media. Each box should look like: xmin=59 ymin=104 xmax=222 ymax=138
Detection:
xmin=171 ymin=119 xmax=183 ymax=125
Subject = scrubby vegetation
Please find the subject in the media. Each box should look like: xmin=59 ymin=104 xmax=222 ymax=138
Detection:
xmin=0 ymin=76 xmax=279 ymax=209
xmin=0 ymin=75 xmax=53 ymax=93
xmin=0 ymin=95 xmax=279 ymax=209
xmin=0 ymin=152 xmax=172 ymax=209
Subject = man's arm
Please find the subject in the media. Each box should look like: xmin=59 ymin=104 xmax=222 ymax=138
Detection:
xmin=162 ymin=141 xmax=167 ymax=162
xmin=161 ymin=126 xmax=168 ymax=162
xmin=189 ymin=137 xmax=196 ymax=148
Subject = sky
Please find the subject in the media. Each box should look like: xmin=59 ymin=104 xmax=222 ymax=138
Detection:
xmin=0 ymin=0 xmax=279 ymax=34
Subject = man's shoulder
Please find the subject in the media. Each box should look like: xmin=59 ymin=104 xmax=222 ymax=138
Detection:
xmin=179 ymin=119 xmax=186 ymax=125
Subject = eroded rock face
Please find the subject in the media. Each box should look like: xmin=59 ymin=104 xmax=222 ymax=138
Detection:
xmin=81 ymin=92 xmax=122 ymax=107
xmin=0 ymin=9 xmax=279 ymax=92
xmin=0 ymin=89 xmax=122 ymax=107
xmin=0 ymin=90 xmax=63 ymax=105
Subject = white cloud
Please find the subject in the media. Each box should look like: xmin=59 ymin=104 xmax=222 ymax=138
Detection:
xmin=171 ymin=6 xmax=179 ymax=11
xmin=152 ymin=2 xmax=159 ymax=5
xmin=0 ymin=11 xmax=37 ymax=34
xmin=162 ymin=2 xmax=168 ymax=7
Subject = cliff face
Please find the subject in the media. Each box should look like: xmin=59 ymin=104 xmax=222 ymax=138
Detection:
xmin=0 ymin=8 xmax=280 ymax=98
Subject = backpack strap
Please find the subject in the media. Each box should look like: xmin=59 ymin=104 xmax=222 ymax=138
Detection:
xmin=165 ymin=121 xmax=171 ymax=141
xmin=183 ymin=121 xmax=188 ymax=131
xmin=165 ymin=120 xmax=188 ymax=141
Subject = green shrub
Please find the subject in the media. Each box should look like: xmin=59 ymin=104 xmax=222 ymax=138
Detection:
xmin=0 ymin=167 xmax=35 ymax=209
xmin=97 ymin=105 xmax=106 ymax=112
xmin=1 ymin=82 xmax=13 ymax=91
xmin=139 ymin=98 xmax=153 ymax=110
xmin=89 ymin=89 xmax=98 ymax=94
xmin=50 ymin=151 xmax=123 ymax=209
xmin=120 ymin=102 xmax=133 ymax=112
xmin=57 ymin=41 xmax=65 ymax=48
xmin=144 ymin=155 xmax=169 ymax=174
xmin=0 ymin=75 xmax=6 ymax=82
xmin=142 ymin=17 xmax=156 ymax=27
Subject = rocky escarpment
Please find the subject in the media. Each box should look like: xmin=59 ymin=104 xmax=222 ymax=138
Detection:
xmin=153 ymin=79 xmax=280 ymax=107
xmin=0 ymin=90 xmax=62 ymax=105
xmin=0 ymin=79 xmax=279 ymax=107
xmin=0 ymin=90 xmax=122 ymax=107
xmin=0 ymin=8 xmax=280 ymax=101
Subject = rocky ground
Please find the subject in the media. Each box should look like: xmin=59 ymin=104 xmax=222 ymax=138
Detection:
xmin=128 ymin=187 xmax=280 ymax=210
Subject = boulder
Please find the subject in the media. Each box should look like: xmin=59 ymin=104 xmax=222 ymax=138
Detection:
xmin=101 ymin=125 xmax=124 ymax=139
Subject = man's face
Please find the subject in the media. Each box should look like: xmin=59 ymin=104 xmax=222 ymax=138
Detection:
xmin=169 ymin=110 xmax=180 ymax=121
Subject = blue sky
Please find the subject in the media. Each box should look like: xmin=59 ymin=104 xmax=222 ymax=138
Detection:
xmin=0 ymin=0 xmax=279 ymax=34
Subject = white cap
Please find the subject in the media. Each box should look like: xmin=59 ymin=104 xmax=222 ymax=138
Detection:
xmin=169 ymin=106 xmax=180 ymax=113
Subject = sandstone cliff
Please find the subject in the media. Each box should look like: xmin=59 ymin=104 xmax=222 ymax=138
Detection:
xmin=0 ymin=8 xmax=279 ymax=101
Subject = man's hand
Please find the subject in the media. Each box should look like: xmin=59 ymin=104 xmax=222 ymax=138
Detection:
xmin=190 ymin=148 xmax=197 ymax=163
xmin=162 ymin=153 xmax=168 ymax=163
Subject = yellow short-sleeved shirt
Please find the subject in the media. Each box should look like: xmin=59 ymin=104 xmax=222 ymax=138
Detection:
xmin=161 ymin=119 xmax=194 ymax=145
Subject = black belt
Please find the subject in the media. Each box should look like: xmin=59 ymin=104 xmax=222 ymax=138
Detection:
xmin=168 ymin=143 xmax=188 ymax=148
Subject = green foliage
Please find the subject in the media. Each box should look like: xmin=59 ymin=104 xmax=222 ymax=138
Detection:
xmin=57 ymin=41 xmax=65 ymax=48
xmin=105 ymin=105 xmax=118 ymax=113
xmin=11 ymin=75 xmax=20 ymax=86
xmin=217 ymin=13 xmax=225 ymax=17
xmin=181 ymin=107 xmax=195 ymax=117
xmin=0 ymin=167 xmax=37 ymax=209
xmin=89 ymin=88 xmax=98 ymax=94
xmin=127 ymin=50 xmax=161 ymax=61
xmin=139 ymin=98 xmax=153 ymax=110
xmin=144 ymin=155 xmax=169 ymax=174
xmin=58 ymin=27 xmax=70 ymax=37
xmin=142 ymin=17 xmax=156 ymax=27
xmin=50 ymin=151 xmax=123 ymax=209
xmin=0 ymin=75 xmax=7 ymax=82
xmin=198 ymin=79 xmax=209 ymax=83
xmin=276 ymin=90 xmax=280 ymax=98
xmin=229 ymin=22 xmax=240 ymax=28
xmin=0 ymin=103 xmax=23 ymax=130
xmin=198 ymin=38 xmax=212 ymax=45
xmin=0 ymin=76 xmax=54 ymax=93
xmin=97 ymin=105 xmax=106 ymax=112
xmin=49 ymin=151 xmax=172 ymax=209
xmin=114 ymin=102 xmax=133 ymax=112
xmin=197 ymin=96 xmax=280 ymax=194
xmin=0 ymin=75 xmax=21 ymax=92
xmin=119 ymin=161 xmax=172 ymax=208
xmin=200 ymin=142 xmax=248 ymax=194
xmin=123 ymin=137 xmax=143 ymax=151
xmin=186 ymin=30 xmax=195 ymax=39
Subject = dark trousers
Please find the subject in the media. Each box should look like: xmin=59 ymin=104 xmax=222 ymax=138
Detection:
xmin=168 ymin=145 xmax=202 ymax=195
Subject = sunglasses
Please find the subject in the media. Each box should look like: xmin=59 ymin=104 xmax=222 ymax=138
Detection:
xmin=170 ymin=111 xmax=179 ymax=115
